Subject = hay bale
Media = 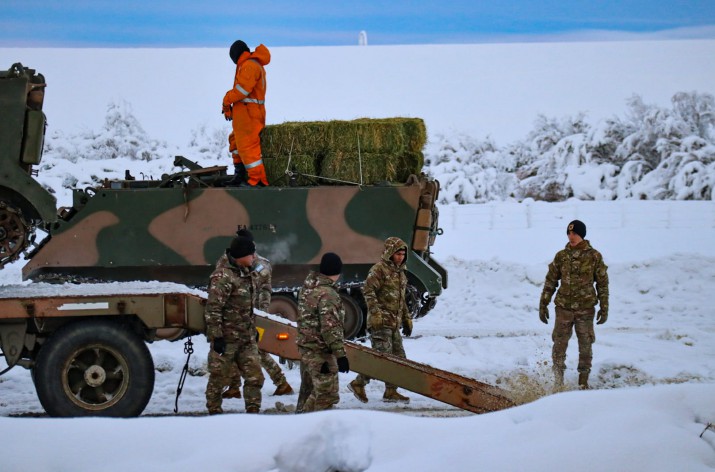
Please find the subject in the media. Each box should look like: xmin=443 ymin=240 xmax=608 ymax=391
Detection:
xmin=321 ymin=151 xmax=418 ymax=184
xmin=262 ymin=122 xmax=329 ymax=157
xmin=401 ymin=151 xmax=425 ymax=173
xmin=325 ymin=119 xmax=406 ymax=154
xmin=398 ymin=118 xmax=428 ymax=153
xmin=264 ymin=154 xmax=318 ymax=186
xmin=260 ymin=118 xmax=427 ymax=185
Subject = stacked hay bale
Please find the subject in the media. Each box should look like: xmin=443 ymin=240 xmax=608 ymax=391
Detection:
xmin=261 ymin=118 xmax=426 ymax=186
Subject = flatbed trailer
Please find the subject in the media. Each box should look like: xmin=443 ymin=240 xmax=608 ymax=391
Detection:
xmin=0 ymin=286 xmax=513 ymax=417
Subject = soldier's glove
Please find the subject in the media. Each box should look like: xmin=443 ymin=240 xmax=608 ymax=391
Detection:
xmin=337 ymin=356 xmax=350 ymax=373
xmin=320 ymin=361 xmax=330 ymax=374
xmin=539 ymin=304 xmax=549 ymax=324
xmin=222 ymin=104 xmax=232 ymax=121
xmin=402 ymin=318 xmax=413 ymax=337
xmin=597 ymin=308 xmax=608 ymax=325
xmin=212 ymin=337 xmax=226 ymax=355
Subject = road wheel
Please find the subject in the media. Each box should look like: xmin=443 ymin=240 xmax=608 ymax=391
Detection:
xmin=340 ymin=293 xmax=364 ymax=340
xmin=33 ymin=320 xmax=155 ymax=417
xmin=0 ymin=201 xmax=32 ymax=268
xmin=268 ymin=293 xmax=300 ymax=322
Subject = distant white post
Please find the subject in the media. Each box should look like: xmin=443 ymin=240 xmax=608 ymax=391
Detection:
xmin=358 ymin=30 xmax=368 ymax=46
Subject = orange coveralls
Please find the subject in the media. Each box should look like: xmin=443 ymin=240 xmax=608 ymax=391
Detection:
xmin=223 ymin=44 xmax=271 ymax=186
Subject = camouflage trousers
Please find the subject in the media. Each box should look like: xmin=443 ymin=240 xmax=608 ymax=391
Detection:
xmin=552 ymin=306 xmax=596 ymax=374
xmin=227 ymin=349 xmax=286 ymax=388
xmin=206 ymin=342 xmax=265 ymax=412
xmin=296 ymin=348 xmax=339 ymax=413
xmin=352 ymin=327 xmax=406 ymax=389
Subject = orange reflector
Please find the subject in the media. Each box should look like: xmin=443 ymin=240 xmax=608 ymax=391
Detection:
xmin=276 ymin=333 xmax=290 ymax=341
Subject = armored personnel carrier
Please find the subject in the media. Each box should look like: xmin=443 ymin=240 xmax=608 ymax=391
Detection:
xmin=1 ymin=63 xmax=446 ymax=338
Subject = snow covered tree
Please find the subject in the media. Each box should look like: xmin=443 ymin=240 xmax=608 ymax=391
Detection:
xmin=425 ymin=134 xmax=518 ymax=203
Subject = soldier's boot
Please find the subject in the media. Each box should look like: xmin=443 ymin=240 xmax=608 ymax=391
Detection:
xmin=207 ymin=407 xmax=224 ymax=415
xmin=578 ymin=371 xmax=590 ymax=390
xmin=382 ymin=387 xmax=410 ymax=404
xmin=222 ymin=386 xmax=242 ymax=399
xmin=553 ymin=369 xmax=565 ymax=391
xmin=272 ymin=381 xmax=294 ymax=396
xmin=246 ymin=406 xmax=260 ymax=414
xmin=227 ymin=163 xmax=247 ymax=187
xmin=348 ymin=380 xmax=368 ymax=403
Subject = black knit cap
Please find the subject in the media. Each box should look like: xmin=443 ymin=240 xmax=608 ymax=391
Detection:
xmin=229 ymin=236 xmax=255 ymax=259
xmin=229 ymin=40 xmax=249 ymax=64
xmin=236 ymin=227 xmax=254 ymax=241
xmin=566 ymin=220 xmax=587 ymax=239
xmin=319 ymin=252 xmax=342 ymax=276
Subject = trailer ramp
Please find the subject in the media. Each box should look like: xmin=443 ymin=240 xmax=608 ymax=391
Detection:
xmin=257 ymin=315 xmax=514 ymax=414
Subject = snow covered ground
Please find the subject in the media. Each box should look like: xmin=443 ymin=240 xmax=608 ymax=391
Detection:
xmin=1 ymin=201 xmax=713 ymax=471
xmin=1 ymin=41 xmax=715 ymax=471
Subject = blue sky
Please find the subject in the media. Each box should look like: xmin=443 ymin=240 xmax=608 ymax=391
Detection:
xmin=2 ymin=0 xmax=715 ymax=47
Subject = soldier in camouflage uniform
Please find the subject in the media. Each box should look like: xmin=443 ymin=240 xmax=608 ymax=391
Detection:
xmin=204 ymin=235 xmax=265 ymax=414
xmin=295 ymin=252 xmax=350 ymax=413
xmin=539 ymin=220 xmax=609 ymax=390
xmin=348 ymin=237 xmax=413 ymax=404
xmin=222 ymin=229 xmax=293 ymax=400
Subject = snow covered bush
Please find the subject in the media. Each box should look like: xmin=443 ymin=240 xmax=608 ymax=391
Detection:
xmin=186 ymin=123 xmax=230 ymax=163
xmin=423 ymin=91 xmax=715 ymax=202
xmin=425 ymin=134 xmax=518 ymax=204
xmin=44 ymin=100 xmax=169 ymax=163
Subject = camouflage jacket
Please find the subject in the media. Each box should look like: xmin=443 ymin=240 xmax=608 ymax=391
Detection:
xmin=540 ymin=240 xmax=609 ymax=312
xmin=252 ymin=254 xmax=272 ymax=311
xmin=215 ymin=252 xmax=272 ymax=311
xmin=365 ymin=237 xmax=410 ymax=330
xmin=204 ymin=251 xmax=257 ymax=345
xmin=296 ymin=271 xmax=346 ymax=358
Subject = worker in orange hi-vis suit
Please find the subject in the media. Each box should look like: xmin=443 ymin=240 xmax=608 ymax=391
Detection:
xmin=222 ymin=40 xmax=270 ymax=187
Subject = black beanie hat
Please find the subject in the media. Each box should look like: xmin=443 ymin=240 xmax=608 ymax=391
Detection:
xmin=236 ymin=227 xmax=254 ymax=241
xmin=319 ymin=252 xmax=342 ymax=276
xmin=229 ymin=236 xmax=255 ymax=259
xmin=567 ymin=220 xmax=587 ymax=239
xmin=229 ymin=40 xmax=249 ymax=64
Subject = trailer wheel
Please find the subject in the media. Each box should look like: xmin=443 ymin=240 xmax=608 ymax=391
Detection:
xmin=33 ymin=320 xmax=155 ymax=417
xmin=340 ymin=293 xmax=364 ymax=340
xmin=268 ymin=293 xmax=300 ymax=322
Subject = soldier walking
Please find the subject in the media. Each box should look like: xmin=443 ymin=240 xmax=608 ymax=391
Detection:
xmin=539 ymin=220 xmax=609 ymax=390
xmin=348 ymin=237 xmax=413 ymax=404
xmin=204 ymin=235 xmax=265 ymax=414
xmin=222 ymin=229 xmax=293 ymax=400
xmin=296 ymin=252 xmax=350 ymax=412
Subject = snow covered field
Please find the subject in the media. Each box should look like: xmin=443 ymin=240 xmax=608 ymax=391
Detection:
xmin=1 ymin=41 xmax=715 ymax=471
xmin=1 ymin=202 xmax=714 ymax=471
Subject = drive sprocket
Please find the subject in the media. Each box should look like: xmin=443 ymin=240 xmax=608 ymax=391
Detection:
xmin=0 ymin=201 xmax=33 ymax=268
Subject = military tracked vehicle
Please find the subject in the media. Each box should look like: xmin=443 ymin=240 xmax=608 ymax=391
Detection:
xmin=0 ymin=64 xmax=515 ymax=420
xmin=0 ymin=63 xmax=57 ymax=267
xmin=1 ymin=63 xmax=447 ymax=339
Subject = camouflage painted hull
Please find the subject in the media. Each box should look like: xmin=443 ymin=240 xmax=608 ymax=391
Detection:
xmin=24 ymin=179 xmax=445 ymax=311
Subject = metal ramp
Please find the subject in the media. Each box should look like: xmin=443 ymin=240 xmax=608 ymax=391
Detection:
xmin=256 ymin=314 xmax=514 ymax=414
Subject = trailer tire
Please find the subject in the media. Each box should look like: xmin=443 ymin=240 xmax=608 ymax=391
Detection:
xmin=33 ymin=319 xmax=155 ymax=417
xmin=340 ymin=293 xmax=364 ymax=340
xmin=268 ymin=293 xmax=300 ymax=322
